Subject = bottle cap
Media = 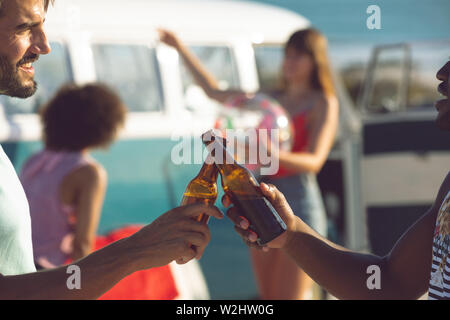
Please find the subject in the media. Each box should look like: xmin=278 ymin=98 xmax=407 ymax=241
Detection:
xmin=201 ymin=129 xmax=225 ymax=145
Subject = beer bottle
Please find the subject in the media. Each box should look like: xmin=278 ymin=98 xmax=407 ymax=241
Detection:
xmin=202 ymin=130 xmax=287 ymax=245
xmin=180 ymin=155 xmax=219 ymax=224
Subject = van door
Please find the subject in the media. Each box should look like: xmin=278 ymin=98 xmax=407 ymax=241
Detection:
xmin=359 ymin=42 xmax=450 ymax=256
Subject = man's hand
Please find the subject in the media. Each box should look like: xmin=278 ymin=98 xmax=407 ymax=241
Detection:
xmin=224 ymin=182 xmax=299 ymax=250
xmin=126 ymin=204 xmax=223 ymax=270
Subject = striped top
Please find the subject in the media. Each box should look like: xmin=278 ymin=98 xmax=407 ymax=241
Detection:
xmin=428 ymin=190 xmax=450 ymax=300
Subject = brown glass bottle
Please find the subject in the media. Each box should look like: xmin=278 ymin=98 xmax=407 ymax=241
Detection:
xmin=180 ymin=154 xmax=219 ymax=224
xmin=202 ymin=130 xmax=287 ymax=245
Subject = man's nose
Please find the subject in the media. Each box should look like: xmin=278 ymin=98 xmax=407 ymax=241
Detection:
xmin=29 ymin=27 xmax=52 ymax=56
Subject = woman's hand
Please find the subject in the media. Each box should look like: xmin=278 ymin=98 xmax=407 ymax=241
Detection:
xmin=157 ymin=28 xmax=246 ymax=104
xmin=157 ymin=28 xmax=182 ymax=49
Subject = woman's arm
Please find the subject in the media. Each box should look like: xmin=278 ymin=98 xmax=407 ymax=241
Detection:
xmin=276 ymin=95 xmax=339 ymax=174
xmin=71 ymin=164 xmax=107 ymax=261
xmin=158 ymin=28 xmax=245 ymax=104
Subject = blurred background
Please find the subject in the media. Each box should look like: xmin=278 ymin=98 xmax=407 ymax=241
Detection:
xmin=248 ymin=0 xmax=450 ymax=108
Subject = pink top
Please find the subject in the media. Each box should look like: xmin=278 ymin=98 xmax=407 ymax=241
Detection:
xmin=20 ymin=150 xmax=96 ymax=268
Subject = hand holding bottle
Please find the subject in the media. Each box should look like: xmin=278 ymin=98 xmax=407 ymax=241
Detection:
xmin=203 ymin=130 xmax=287 ymax=245
xmin=130 ymin=203 xmax=224 ymax=269
xmin=223 ymin=182 xmax=299 ymax=250
xmin=178 ymin=154 xmax=220 ymax=263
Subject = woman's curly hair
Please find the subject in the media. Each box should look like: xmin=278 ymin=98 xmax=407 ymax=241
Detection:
xmin=40 ymin=83 xmax=127 ymax=151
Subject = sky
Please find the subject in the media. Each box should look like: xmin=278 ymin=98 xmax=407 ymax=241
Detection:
xmin=243 ymin=0 xmax=450 ymax=68
xmin=245 ymin=0 xmax=450 ymax=43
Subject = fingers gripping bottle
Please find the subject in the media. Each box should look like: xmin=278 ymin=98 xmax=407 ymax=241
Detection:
xmin=202 ymin=130 xmax=286 ymax=245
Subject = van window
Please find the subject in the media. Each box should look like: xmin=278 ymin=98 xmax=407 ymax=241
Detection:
xmin=92 ymin=44 xmax=162 ymax=112
xmin=0 ymin=42 xmax=72 ymax=115
xmin=180 ymin=46 xmax=239 ymax=109
xmin=360 ymin=42 xmax=450 ymax=113
xmin=254 ymin=45 xmax=284 ymax=92
xmin=366 ymin=47 xmax=407 ymax=113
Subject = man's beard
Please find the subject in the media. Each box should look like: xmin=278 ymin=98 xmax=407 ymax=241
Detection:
xmin=0 ymin=54 xmax=38 ymax=98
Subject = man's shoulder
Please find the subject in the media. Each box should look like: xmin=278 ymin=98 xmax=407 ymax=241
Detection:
xmin=444 ymin=171 xmax=450 ymax=185
xmin=441 ymin=171 xmax=450 ymax=195
xmin=434 ymin=172 xmax=450 ymax=209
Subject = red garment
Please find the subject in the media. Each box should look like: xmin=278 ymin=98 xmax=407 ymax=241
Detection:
xmin=67 ymin=225 xmax=179 ymax=300
xmin=97 ymin=225 xmax=178 ymax=300
xmin=274 ymin=111 xmax=309 ymax=178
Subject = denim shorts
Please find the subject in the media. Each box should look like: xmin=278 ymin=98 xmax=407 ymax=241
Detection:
xmin=260 ymin=173 xmax=327 ymax=237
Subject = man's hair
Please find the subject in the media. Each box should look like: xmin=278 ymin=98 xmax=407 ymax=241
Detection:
xmin=40 ymin=83 xmax=127 ymax=151
xmin=0 ymin=0 xmax=54 ymax=16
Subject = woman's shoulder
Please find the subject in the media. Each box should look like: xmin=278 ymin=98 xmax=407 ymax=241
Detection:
xmin=311 ymin=91 xmax=338 ymax=113
xmin=22 ymin=149 xmax=46 ymax=165
xmin=73 ymin=161 xmax=106 ymax=182
xmin=300 ymin=92 xmax=338 ymax=127
xmin=20 ymin=149 xmax=47 ymax=177
xmin=312 ymin=90 xmax=336 ymax=104
xmin=63 ymin=157 xmax=107 ymax=190
xmin=289 ymin=91 xmax=329 ymax=118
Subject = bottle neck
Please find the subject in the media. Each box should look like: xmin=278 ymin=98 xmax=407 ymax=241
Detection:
xmin=197 ymin=156 xmax=219 ymax=183
xmin=205 ymin=138 xmax=240 ymax=173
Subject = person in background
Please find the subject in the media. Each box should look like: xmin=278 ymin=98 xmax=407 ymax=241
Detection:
xmin=159 ymin=27 xmax=339 ymax=300
xmin=20 ymin=83 xmax=126 ymax=269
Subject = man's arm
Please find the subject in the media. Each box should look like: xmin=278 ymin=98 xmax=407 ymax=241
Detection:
xmin=0 ymin=203 xmax=223 ymax=300
xmin=228 ymin=173 xmax=450 ymax=299
xmin=282 ymin=204 xmax=437 ymax=299
xmin=0 ymin=237 xmax=135 ymax=300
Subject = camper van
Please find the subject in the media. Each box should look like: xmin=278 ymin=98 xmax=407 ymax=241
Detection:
xmin=1 ymin=0 xmax=449 ymax=299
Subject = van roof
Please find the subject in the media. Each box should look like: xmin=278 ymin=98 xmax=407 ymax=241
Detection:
xmin=46 ymin=0 xmax=310 ymax=44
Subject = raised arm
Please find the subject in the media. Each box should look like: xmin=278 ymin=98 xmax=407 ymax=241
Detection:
xmin=158 ymin=28 xmax=245 ymax=104
xmin=227 ymin=173 xmax=450 ymax=299
xmin=0 ymin=203 xmax=223 ymax=299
